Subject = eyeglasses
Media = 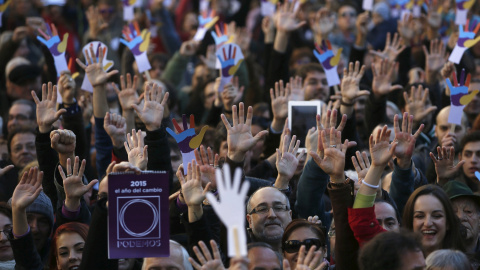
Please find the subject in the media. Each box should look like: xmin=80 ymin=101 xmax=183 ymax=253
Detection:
xmin=328 ymin=228 xmax=335 ymax=238
xmin=248 ymin=204 xmax=289 ymax=215
xmin=0 ymin=226 xmax=12 ymax=239
xmin=340 ymin=12 xmax=356 ymax=17
xmin=282 ymin=238 xmax=324 ymax=253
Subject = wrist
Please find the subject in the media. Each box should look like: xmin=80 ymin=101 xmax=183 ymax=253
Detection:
xmin=39 ymin=125 xmax=52 ymax=134
xmin=111 ymin=136 xmax=126 ymax=148
xmin=228 ymin=151 xmax=246 ymax=163
xmin=274 ymin=175 xmax=290 ymax=189
xmin=330 ymin=174 xmax=346 ymax=183
xmin=146 ymin=123 xmax=161 ymax=132
xmin=65 ymin=197 xmax=81 ymax=211
xmin=396 ymin=158 xmax=411 ymax=169
xmin=271 ymin=118 xmax=285 ymax=132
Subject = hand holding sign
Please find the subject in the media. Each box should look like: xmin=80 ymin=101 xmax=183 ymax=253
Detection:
xmin=313 ymin=40 xmax=342 ymax=86
xmin=449 ymin=20 xmax=480 ymax=64
xmin=445 ymin=69 xmax=479 ymax=124
xmin=216 ymin=43 xmax=244 ymax=92
xmin=123 ymin=0 xmax=137 ymax=21
xmin=37 ymin=23 xmax=69 ymax=77
xmin=166 ymin=115 xmax=208 ymax=175
xmin=121 ymin=21 xmax=151 ymax=73
xmin=206 ymin=164 xmax=250 ymax=257
xmin=80 ymin=42 xmax=114 ymax=92
xmin=455 ymin=0 xmax=475 ymax=25
xmin=193 ymin=10 xmax=219 ymax=41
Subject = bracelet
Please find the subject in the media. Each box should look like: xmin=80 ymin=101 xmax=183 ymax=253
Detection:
xmin=362 ymin=181 xmax=380 ymax=189
xmin=330 ymin=178 xmax=349 ymax=187
xmin=340 ymin=99 xmax=355 ymax=106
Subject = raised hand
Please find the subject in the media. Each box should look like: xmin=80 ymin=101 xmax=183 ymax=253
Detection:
xmin=206 ymin=164 xmax=250 ymax=257
xmin=371 ymin=59 xmax=402 ymax=98
xmin=194 ymin=145 xmax=219 ymax=189
xmin=57 ymin=71 xmax=76 ymax=104
xmin=449 ymin=21 xmax=480 ymax=64
xmin=274 ymin=0 xmax=306 ymax=33
xmin=423 ymin=39 xmax=448 ymax=76
xmin=275 ymin=135 xmax=305 ymax=189
xmin=125 ymin=129 xmax=148 ymax=171
xmin=393 ymin=113 xmax=424 ymax=168
xmin=59 ymin=157 xmax=98 ymax=210
xmin=340 ymin=61 xmax=369 ymax=104
xmin=85 ymin=6 xmax=108 ymax=39
xmin=270 ymin=80 xmax=290 ymax=131
xmin=104 ymin=112 xmax=127 ymax=148
xmin=317 ymin=109 xmax=351 ymax=158
xmin=113 ymin=74 xmax=139 ymax=110
xmin=132 ymin=82 xmax=169 ymax=131
xmin=429 ymin=146 xmax=465 ymax=186
xmin=313 ymin=40 xmax=342 ymax=86
xmin=120 ymin=21 xmax=152 ymax=72
xmin=397 ymin=14 xmax=415 ymax=44
xmin=32 ymin=82 xmax=66 ymax=133
xmin=310 ymin=127 xmax=350 ymax=182
xmin=179 ymin=40 xmax=200 ymax=57
xmin=193 ymin=9 xmax=219 ymax=41
xmin=440 ymin=62 xmax=455 ymax=81
xmin=36 ymin=23 xmax=69 ymax=76
xmin=76 ymin=43 xmax=118 ymax=87
xmin=369 ymin=125 xmax=397 ymax=167
xmin=199 ymin=44 xmax=217 ymax=69
xmin=178 ymin=161 xmax=211 ymax=207
xmin=289 ymin=76 xmax=304 ymax=101
xmin=221 ymin=103 xmax=269 ymax=162
xmin=352 ymin=151 xmax=370 ymax=182
xmin=283 ymin=246 xmax=327 ymax=270
xmin=167 ymin=115 xmax=208 ymax=174
xmin=11 ymin=167 xmax=43 ymax=211
xmin=403 ymin=85 xmax=438 ymax=128
xmin=370 ymin=32 xmax=406 ymax=62
xmin=50 ymin=129 xmax=76 ymax=155
xmin=311 ymin=8 xmax=335 ymax=40
xmin=189 ymin=240 xmax=225 ymax=270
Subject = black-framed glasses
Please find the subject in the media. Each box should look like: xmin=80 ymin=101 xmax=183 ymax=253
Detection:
xmin=282 ymin=238 xmax=324 ymax=253
xmin=248 ymin=204 xmax=289 ymax=215
xmin=0 ymin=226 xmax=12 ymax=239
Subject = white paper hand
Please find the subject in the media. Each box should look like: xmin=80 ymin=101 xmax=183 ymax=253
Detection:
xmin=206 ymin=164 xmax=250 ymax=257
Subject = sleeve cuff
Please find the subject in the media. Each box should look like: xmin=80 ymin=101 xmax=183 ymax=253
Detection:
xmin=62 ymin=201 xmax=81 ymax=219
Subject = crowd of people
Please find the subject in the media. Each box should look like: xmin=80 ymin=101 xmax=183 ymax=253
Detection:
xmin=0 ymin=0 xmax=480 ymax=269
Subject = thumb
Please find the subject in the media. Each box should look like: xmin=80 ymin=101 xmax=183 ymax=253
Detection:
xmin=454 ymin=160 xmax=466 ymax=171
xmin=253 ymin=130 xmax=269 ymax=142
xmin=55 ymin=109 xmax=67 ymax=120
xmin=85 ymin=179 xmax=99 ymax=191
xmin=283 ymin=259 xmax=291 ymax=270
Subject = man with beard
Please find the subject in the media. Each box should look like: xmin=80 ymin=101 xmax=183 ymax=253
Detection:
xmin=443 ymin=180 xmax=480 ymax=269
xmin=246 ymin=187 xmax=292 ymax=252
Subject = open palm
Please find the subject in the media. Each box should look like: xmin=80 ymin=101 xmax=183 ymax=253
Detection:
xmin=12 ymin=167 xmax=43 ymax=210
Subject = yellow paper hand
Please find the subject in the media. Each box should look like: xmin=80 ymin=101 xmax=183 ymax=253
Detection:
xmin=330 ymin=48 xmax=343 ymax=66
xmin=459 ymin=90 xmax=479 ymax=105
xmin=228 ymin=59 xmax=244 ymax=76
xmin=464 ymin=36 xmax=480 ymax=48
xmin=139 ymin=30 xmax=151 ymax=53
xmin=204 ymin=16 xmax=219 ymax=30
xmin=189 ymin=126 xmax=209 ymax=149
xmin=56 ymin=33 xmax=69 ymax=53
xmin=0 ymin=0 xmax=11 ymax=12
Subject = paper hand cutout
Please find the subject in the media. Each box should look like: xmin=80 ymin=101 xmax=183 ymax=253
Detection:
xmin=313 ymin=40 xmax=342 ymax=86
xmin=445 ymin=69 xmax=479 ymax=124
xmin=455 ymin=0 xmax=475 ymax=25
xmin=193 ymin=10 xmax=219 ymax=41
xmin=216 ymin=43 xmax=244 ymax=92
xmin=0 ymin=0 xmax=11 ymax=27
xmin=166 ymin=115 xmax=208 ymax=175
xmin=80 ymin=42 xmax=114 ymax=93
xmin=122 ymin=0 xmax=137 ymax=21
xmin=211 ymin=23 xmax=234 ymax=48
xmin=411 ymin=0 xmax=424 ymax=17
xmin=199 ymin=0 xmax=210 ymax=12
xmin=449 ymin=21 xmax=480 ymax=64
xmin=121 ymin=21 xmax=151 ymax=73
xmin=206 ymin=164 xmax=250 ymax=257
xmin=37 ymin=23 xmax=69 ymax=77
xmin=475 ymin=171 xmax=480 ymax=182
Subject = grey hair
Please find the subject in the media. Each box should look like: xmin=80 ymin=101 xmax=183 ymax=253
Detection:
xmin=142 ymin=240 xmax=193 ymax=270
xmin=425 ymin=249 xmax=470 ymax=270
xmin=246 ymin=186 xmax=291 ymax=214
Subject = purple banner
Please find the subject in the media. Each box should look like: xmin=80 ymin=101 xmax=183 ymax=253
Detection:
xmin=108 ymin=171 xmax=169 ymax=259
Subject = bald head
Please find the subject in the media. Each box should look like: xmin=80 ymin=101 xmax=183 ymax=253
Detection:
xmin=142 ymin=240 xmax=192 ymax=270
xmin=435 ymin=106 xmax=468 ymax=149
